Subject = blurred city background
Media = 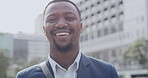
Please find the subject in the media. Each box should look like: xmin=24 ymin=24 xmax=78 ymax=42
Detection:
xmin=0 ymin=0 xmax=148 ymax=78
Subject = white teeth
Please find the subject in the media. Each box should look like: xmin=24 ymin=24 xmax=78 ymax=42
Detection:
xmin=56 ymin=32 xmax=70 ymax=36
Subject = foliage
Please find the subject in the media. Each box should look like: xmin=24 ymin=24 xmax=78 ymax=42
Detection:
xmin=124 ymin=39 xmax=148 ymax=68
xmin=15 ymin=57 xmax=44 ymax=74
xmin=27 ymin=58 xmax=44 ymax=67
xmin=0 ymin=32 xmax=4 ymax=35
xmin=0 ymin=49 xmax=9 ymax=78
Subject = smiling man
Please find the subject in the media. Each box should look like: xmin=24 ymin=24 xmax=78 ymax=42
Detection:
xmin=16 ymin=0 xmax=119 ymax=78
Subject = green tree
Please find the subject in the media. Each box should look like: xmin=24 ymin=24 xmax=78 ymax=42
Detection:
xmin=0 ymin=49 xmax=9 ymax=78
xmin=124 ymin=39 xmax=148 ymax=68
xmin=15 ymin=57 xmax=44 ymax=74
xmin=27 ymin=58 xmax=43 ymax=67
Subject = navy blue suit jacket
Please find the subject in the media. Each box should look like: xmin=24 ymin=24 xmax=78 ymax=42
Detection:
xmin=16 ymin=54 xmax=119 ymax=78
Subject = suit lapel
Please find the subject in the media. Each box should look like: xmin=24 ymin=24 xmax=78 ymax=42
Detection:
xmin=77 ymin=54 xmax=90 ymax=78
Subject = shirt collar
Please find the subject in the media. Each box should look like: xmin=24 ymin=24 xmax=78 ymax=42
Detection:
xmin=48 ymin=52 xmax=81 ymax=72
xmin=73 ymin=52 xmax=81 ymax=71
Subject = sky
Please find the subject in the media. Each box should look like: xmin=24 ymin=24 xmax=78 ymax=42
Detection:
xmin=0 ymin=0 xmax=51 ymax=34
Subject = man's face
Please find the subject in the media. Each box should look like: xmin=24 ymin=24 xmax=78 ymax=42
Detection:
xmin=43 ymin=2 xmax=82 ymax=52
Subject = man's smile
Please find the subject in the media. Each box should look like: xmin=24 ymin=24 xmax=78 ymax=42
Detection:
xmin=56 ymin=32 xmax=70 ymax=36
xmin=52 ymin=28 xmax=73 ymax=38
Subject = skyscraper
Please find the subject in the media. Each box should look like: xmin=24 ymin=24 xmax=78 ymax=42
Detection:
xmin=35 ymin=14 xmax=44 ymax=36
xmin=0 ymin=33 xmax=13 ymax=58
xmin=75 ymin=0 xmax=148 ymax=77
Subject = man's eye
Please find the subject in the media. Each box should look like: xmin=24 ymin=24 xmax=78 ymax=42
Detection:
xmin=65 ymin=17 xmax=75 ymax=21
xmin=46 ymin=18 xmax=57 ymax=23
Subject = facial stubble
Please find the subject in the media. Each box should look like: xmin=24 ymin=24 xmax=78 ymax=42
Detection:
xmin=50 ymin=28 xmax=73 ymax=52
xmin=53 ymin=37 xmax=73 ymax=52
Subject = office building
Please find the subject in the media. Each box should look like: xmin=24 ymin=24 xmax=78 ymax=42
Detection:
xmin=75 ymin=0 xmax=148 ymax=78
xmin=0 ymin=33 xmax=13 ymax=58
xmin=34 ymin=14 xmax=44 ymax=36
xmin=13 ymin=33 xmax=49 ymax=63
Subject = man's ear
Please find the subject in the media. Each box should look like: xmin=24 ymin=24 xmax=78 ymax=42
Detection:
xmin=43 ymin=26 xmax=46 ymax=36
xmin=80 ymin=23 xmax=82 ymax=33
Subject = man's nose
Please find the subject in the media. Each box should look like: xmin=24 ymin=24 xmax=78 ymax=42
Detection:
xmin=55 ymin=18 xmax=68 ymax=28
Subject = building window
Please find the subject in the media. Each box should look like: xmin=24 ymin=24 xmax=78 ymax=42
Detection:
xmin=111 ymin=5 xmax=115 ymax=8
xmin=91 ymin=23 xmax=95 ymax=26
xmin=112 ymin=50 xmax=116 ymax=57
xmin=91 ymin=13 xmax=94 ymax=17
xmin=111 ymin=15 xmax=116 ymax=18
xmin=81 ymin=34 xmax=88 ymax=42
xmin=119 ymin=12 xmax=123 ymax=15
xmin=85 ymin=25 xmax=88 ymax=28
xmin=111 ymin=26 xmax=116 ymax=33
xmin=97 ymin=30 xmax=101 ymax=37
xmin=91 ymin=4 xmax=94 ymax=7
xmin=104 ymin=0 xmax=107 ymax=2
xmin=85 ymin=34 xmax=88 ymax=41
xmin=118 ymin=22 xmax=123 ymax=31
xmin=93 ymin=52 xmax=100 ymax=59
xmin=80 ymin=1 xmax=83 ymax=5
xmin=104 ymin=18 xmax=108 ymax=21
xmin=97 ymin=11 xmax=101 ymax=14
xmin=97 ymin=20 xmax=101 ymax=24
xmin=97 ymin=1 xmax=101 ymax=4
xmin=85 ymin=16 xmax=88 ymax=19
xmin=104 ymin=28 xmax=109 ymax=35
xmin=111 ymin=15 xmax=117 ymax=24
xmin=141 ymin=16 xmax=144 ymax=22
xmin=101 ymin=51 xmax=109 ymax=62
xmin=85 ymin=7 xmax=88 ymax=10
xmin=91 ymin=34 xmax=94 ymax=39
xmin=104 ymin=8 xmax=108 ymax=11
xmin=104 ymin=18 xmax=109 ymax=26
xmin=119 ymin=1 xmax=123 ymax=5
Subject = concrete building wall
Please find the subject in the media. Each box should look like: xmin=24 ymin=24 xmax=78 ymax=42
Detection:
xmin=27 ymin=38 xmax=49 ymax=62
xmin=13 ymin=39 xmax=28 ymax=64
xmin=34 ymin=14 xmax=44 ymax=36
xmin=0 ymin=33 xmax=13 ymax=58
xmin=76 ymin=0 xmax=148 ymax=62
xmin=75 ymin=0 xmax=148 ymax=77
xmin=77 ymin=0 xmax=124 ymax=53
xmin=13 ymin=33 xmax=49 ymax=63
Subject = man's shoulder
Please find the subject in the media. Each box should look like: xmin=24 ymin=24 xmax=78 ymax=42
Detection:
xmin=82 ymin=55 xmax=112 ymax=66
xmin=81 ymin=55 xmax=119 ymax=78
xmin=83 ymin=55 xmax=115 ymax=70
xmin=16 ymin=64 xmax=45 ymax=78
xmin=85 ymin=56 xmax=118 ymax=75
xmin=88 ymin=56 xmax=112 ymax=66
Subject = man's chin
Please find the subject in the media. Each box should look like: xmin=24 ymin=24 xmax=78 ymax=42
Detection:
xmin=55 ymin=43 xmax=72 ymax=52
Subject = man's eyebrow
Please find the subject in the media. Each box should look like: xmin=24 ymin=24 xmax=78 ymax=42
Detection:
xmin=65 ymin=12 xmax=77 ymax=16
xmin=44 ymin=14 xmax=56 ymax=21
xmin=46 ymin=12 xmax=76 ymax=17
xmin=46 ymin=14 xmax=56 ymax=18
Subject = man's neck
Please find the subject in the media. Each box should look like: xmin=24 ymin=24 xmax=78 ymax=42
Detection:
xmin=50 ymin=48 xmax=79 ymax=69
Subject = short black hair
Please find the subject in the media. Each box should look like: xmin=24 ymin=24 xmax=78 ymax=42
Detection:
xmin=43 ymin=0 xmax=81 ymax=19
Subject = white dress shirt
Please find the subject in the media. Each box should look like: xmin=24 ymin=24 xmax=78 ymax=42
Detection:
xmin=48 ymin=52 xmax=81 ymax=78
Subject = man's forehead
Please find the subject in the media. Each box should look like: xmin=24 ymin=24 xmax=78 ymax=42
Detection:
xmin=44 ymin=2 xmax=79 ymax=16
